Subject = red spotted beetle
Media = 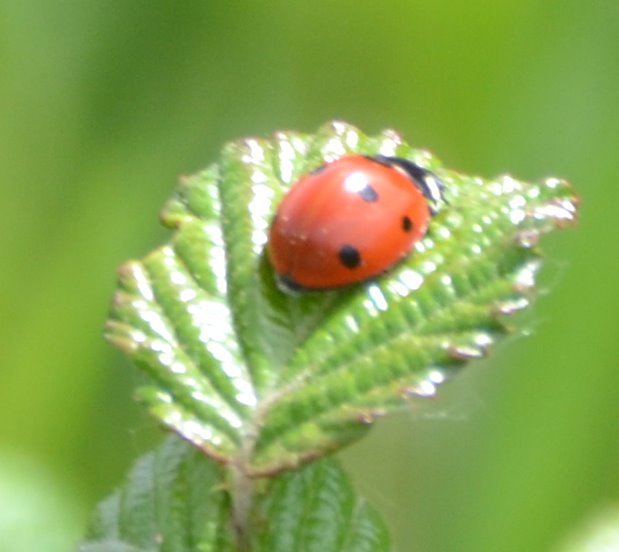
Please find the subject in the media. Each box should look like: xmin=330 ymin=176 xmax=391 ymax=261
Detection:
xmin=268 ymin=154 xmax=444 ymax=290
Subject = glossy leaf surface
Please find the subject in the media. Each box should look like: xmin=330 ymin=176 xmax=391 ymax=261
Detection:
xmin=106 ymin=121 xmax=579 ymax=474
xmin=79 ymin=436 xmax=390 ymax=552
xmin=80 ymin=436 xmax=231 ymax=552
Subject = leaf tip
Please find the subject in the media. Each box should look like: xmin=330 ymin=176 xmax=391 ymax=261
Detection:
xmin=104 ymin=329 xmax=139 ymax=354
xmin=492 ymin=296 xmax=531 ymax=316
xmin=357 ymin=409 xmax=387 ymax=425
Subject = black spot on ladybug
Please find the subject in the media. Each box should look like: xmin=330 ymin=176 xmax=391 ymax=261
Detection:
xmin=358 ymin=184 xmax=379 ymax=203
xmin=310 ymin=164 xmax=328 ymax=176
xmin=402 ymin=215 xmax=413 ymax=232
xmin=338 ymin=245 xmax=362 ymax=269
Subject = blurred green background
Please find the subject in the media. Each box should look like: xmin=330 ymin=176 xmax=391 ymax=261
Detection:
xmin=1 ymin=1 xmax=617 ymax=550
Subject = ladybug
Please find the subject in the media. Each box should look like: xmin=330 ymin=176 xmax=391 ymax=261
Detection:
xmin=267 ymin=154 xmax=444 ymax=291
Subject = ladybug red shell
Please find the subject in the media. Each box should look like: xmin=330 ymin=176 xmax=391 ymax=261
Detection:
xmin=267 ymin=154 xmax=443 ymax=291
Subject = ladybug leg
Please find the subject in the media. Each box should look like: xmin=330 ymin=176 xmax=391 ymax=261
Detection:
xmin=276 ymin=274 xmax=305 ymax=294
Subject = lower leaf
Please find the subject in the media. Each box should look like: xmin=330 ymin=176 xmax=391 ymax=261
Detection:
xmin=80 ymin=437 xmax=391 ymax=552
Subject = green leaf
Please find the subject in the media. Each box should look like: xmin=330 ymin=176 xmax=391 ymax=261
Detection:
xmin=80 ymin=436 xmax=232 ymax=552
xmin=79 ymin=437 xmax=390 ymax=552
xmin=253 ymin=457 xmax=390 ymax=552
xmin=105 ymin=120 xmax=579 ymax=474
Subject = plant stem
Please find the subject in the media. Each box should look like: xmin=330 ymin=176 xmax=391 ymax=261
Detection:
xmin=230 ymin=462 xmax=254 ymax=552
